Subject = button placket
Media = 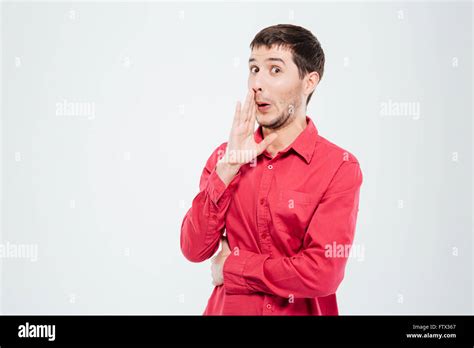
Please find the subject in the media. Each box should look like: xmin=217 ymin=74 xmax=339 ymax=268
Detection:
xmin=257 ymin=160 xmax=274 ymax=254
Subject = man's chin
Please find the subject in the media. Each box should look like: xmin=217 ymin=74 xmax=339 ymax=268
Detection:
xmin=257 ymin=113 xmax=277 ymax=127
xmin=258 ymin=114 xmax=285 ymax=129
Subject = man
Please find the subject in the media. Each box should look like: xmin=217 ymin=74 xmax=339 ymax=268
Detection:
xmin=180 ymin=24 xmax=363 ymax=315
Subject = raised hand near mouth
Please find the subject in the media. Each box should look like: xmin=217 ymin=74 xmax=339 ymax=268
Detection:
xmin=216 ymin=89 xmax=278 ymax=186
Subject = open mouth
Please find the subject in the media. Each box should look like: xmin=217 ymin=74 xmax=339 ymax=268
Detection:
xmin=257 ymin=102 xmax=271 ymax=112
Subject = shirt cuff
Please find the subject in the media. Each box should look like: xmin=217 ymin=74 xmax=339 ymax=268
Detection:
xmin=223 ymin=249 xmax=269 ymax=295
xmin=206 ymin=167 xmax=241 ymax=206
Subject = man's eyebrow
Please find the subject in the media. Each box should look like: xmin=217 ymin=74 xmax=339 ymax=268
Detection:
xmin=248 ymin=57 xmax=286 ymax=66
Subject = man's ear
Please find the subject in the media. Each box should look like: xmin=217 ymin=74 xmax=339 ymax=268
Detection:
xmin=305 ymin=71 xmax=320 ymax=95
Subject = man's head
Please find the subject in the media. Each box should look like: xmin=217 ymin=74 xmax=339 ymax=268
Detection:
xmin=248 ymin=24 xmax=325 ymax=130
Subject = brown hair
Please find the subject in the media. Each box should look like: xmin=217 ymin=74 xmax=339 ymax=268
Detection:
xmin=249 ymin=24 xmax=325 ymax=106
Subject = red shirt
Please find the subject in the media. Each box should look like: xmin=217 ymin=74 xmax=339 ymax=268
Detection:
xmin=180 ymin=116 xmax=363 ymax=315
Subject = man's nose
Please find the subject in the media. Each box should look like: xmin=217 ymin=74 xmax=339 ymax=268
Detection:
xmin=251 ymin=86 xmax=263 ymax=98
xmin=250 ymin=76 xmax=264 ymax=94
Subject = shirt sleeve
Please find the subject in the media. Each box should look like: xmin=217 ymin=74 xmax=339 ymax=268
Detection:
xmin=222 ymin=160 xmax=363 ymax=298
xmin=180 ymin=143 xmax=242 ymax=263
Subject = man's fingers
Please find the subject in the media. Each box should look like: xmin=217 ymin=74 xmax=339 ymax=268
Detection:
xmin=242 ymin=89 xmax=253 ymax=123
xmin=247 ymin=99 xmax=257 ymax=134
xmin=221 ymin=236 xmax=230 ymax=252
xmin=232 ymin=100 xmax=242 ymax=127
xmin=232 ymin=89 xmax=255 ymax=131
xmin=222 ymin=240 xmax=230 ymax=253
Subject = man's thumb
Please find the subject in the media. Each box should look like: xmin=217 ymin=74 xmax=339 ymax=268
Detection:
xmin=257 ymin=133 xmax=278 ymax=154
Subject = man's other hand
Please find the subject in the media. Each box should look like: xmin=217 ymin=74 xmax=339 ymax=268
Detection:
xmin=210 ymin=237 xmax=232 ymax=286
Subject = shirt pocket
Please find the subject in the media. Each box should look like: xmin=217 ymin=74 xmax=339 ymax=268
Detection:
xmin=273 ymin=189 xmax=317 ymax=240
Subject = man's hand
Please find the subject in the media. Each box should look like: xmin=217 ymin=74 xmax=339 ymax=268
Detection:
xmin=226 ymin=88 xmax=279 ymax=164
xmin=216 ymin=89 xmax=278 ymax=186
xmin=210 ymin=236 xmax=232 ymax=286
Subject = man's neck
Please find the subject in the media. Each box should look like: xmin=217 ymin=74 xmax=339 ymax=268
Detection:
xmin=262 ymin=114 xmax=308 ymax=158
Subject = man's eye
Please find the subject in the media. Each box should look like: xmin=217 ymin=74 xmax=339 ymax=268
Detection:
xmin=250 ymin=66 xmax=259 ymax=73
xmin=271 ymin=66 xmax=281 ymax=74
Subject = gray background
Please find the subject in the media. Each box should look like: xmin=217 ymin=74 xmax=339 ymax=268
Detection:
xmin=1 ymin=1 xmax=472 ymax=314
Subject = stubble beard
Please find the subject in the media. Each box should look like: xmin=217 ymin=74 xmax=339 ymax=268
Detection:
xmin=257 ymin=100 xmax=299 ymax=131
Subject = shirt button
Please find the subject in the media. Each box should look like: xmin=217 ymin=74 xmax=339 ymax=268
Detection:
xmin=260 ymin=198 xmax=265 ymax=205
xmin=261 ymin=233 xmax=268 ymax=239
xmin=267 ymin=164 xmax=273 ymax=170
xmin=266 ymin=304 xmax=272 ymax=310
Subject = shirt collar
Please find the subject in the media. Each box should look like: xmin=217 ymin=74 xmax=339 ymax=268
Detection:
xmin=253 ymin=115 xmax=318 ymax=164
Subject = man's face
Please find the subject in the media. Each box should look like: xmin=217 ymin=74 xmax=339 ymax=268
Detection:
xmin=248 ymin=45 xmax=305 ymax=130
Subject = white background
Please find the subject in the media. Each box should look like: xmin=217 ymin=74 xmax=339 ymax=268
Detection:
xmin=1 ymin=1 xmax=472 ymax=314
